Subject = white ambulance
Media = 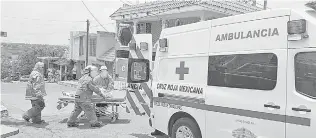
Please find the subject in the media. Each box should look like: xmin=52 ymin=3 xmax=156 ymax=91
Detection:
xmin=127 ymin=8 xmax=316 ymax=138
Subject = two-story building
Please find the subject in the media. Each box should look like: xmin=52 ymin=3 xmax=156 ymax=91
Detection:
xmin=110 ymin=1 xmax=262 ymax=54
xmin=69 ymin=31 xmax=117 ymax=79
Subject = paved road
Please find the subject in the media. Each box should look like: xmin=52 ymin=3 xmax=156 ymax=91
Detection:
xmin=1 ymin=82 xmax=169 ymax=138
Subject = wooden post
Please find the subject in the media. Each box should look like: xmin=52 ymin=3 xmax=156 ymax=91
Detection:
xmin=59 ymin=65 xmax=62 ymax=81
xmin=64 ymin=65 xmax=67 ymax=81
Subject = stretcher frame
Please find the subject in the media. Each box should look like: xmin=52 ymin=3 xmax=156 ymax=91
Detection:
xmin=57 ymin=91 xmax=126 ymax=123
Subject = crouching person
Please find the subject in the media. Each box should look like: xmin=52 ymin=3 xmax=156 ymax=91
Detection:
xmin=67 ymin=65 xmax=108 ymax=128
xmin=23 ymin=62 xmax=46 ymax=124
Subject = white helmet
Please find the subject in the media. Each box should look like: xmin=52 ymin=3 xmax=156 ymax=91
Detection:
xmin=99 ymin=66 xmax=108 ymax=71
xmin=84 ymin=65 xmax=97 ymax=74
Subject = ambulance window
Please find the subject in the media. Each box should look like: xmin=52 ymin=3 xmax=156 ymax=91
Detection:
xmin=207 ymin=53 xmax=278 ymax=90
xmin=295 ymin=52 xmax=316 ymax=99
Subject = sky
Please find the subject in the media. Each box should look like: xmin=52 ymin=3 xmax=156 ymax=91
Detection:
xmin=0 ymin=0 xmax=313 ymax=45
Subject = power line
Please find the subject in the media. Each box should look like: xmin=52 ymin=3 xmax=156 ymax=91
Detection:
xmin=2 ymin=16 xmax=86 ymax=23
xmin=90 ymin=22 xmax=116 ymax=28
xmin=81 ymin=0 xmax=109 ymax=32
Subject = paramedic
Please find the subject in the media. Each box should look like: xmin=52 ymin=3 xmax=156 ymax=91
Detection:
xmin=67 ymin=65 xmax=108 ymax=127
xmin=23 ymin=62 xmax=46 ymax=124
xmin=93 ymin=66 xmax=114 ymax=112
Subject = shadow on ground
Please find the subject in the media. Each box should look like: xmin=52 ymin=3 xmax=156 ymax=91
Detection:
xmin=1 ymin=117 xmax=49 ymax=128
xmin=58 ymin=117 xmax=131 ymax=129
xmin=130 ymin=133 xmax=169 ymax=138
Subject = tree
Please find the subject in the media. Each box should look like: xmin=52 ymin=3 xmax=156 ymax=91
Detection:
xmin=306 ymin=1 xmax=316 ymax=10
xmin=1 ymin=55 xmax=12 ymax=79
xmin=1 ymin=43 xmax=68 ymax=77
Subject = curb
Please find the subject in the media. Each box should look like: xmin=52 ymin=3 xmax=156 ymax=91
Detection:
xmin=1 ymin=125 xmax=19 ymax=138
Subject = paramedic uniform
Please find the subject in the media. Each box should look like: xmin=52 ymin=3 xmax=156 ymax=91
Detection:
xmin=67 ymin=74 xmax=106 ymax=127
xmin=23 ymin=62 xmax=47 ymax=124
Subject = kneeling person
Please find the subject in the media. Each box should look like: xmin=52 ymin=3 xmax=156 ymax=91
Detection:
xmin=67 ymin=65 xmax=108 ymax=128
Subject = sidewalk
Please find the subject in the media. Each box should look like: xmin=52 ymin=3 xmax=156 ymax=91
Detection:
xmin=57 ymin=80 xmax=78 ymax=88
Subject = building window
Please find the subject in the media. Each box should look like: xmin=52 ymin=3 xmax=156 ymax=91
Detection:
xmin=89 ymin=38 xmax=96 ymax=56
xmin=207 ymin=53 xmax=278 ymax=90
xmin=79 ymin=36 xmax=84 ymax=56
xmin=137 ymin=23 xmax=151 ymax=34
xmin=295 ymin=52 xmax=316 ymax=99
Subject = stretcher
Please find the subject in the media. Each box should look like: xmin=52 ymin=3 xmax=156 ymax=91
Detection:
xmin=57 ymin=90 xmax=126 ymax=123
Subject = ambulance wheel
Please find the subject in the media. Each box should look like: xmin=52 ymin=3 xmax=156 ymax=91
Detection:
xmin=171 ymin=118 xmax=201 ymax=138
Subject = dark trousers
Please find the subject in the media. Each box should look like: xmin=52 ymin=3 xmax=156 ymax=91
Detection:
xmin=23 ymin=98 xmax=45 ymax=123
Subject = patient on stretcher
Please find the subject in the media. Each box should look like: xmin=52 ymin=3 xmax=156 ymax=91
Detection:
xmin=93 ymin=66 xmax=115 ymax=112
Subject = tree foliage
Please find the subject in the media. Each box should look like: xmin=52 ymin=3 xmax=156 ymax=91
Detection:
xmin=1 ymin=43 xmax=68 ymax=78
xmin=306 ymin=1 xmax=316 ymax=10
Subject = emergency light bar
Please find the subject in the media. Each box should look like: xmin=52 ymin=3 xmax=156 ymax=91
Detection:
xmin=287 ymin=19 xmax=309 ymax=41
xmin=288 ymin=19 xmax=306 ymax=35
xmin=159 ymin=38 xmax=168 ymax=52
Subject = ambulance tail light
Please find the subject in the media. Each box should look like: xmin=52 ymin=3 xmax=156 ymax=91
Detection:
xmin=287 ymin=19 xmax=309 ymax=41
xmin=159 ymin=38 xmax=168 ymax=52
xmin=116 ymin=50 xmax=130 ymax=58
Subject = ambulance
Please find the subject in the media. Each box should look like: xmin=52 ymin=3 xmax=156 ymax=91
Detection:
xmin=125 ymin=8 xmax=316 ymax=138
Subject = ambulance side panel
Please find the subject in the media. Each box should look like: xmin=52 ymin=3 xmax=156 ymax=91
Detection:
xmin=152 ymin=23 xmax=210 ymax=137
xmin=206 ymin=16 xmax=289 ymax=138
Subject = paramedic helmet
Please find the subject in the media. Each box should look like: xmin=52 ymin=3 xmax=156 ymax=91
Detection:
xmin=84 ymin=65 xmax=99 ymax=77
xmin=99 ymin=66 xmax=109 ymax=78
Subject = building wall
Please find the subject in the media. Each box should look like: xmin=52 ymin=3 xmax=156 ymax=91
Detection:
xmin=149 ymin=21 xmax=162 ymax=46
xmin=96 ymin=31 xmax=116 ymax=58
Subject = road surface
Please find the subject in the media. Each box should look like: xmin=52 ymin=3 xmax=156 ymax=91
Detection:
xmin=1 ymin=82 xmax=168 ymax=138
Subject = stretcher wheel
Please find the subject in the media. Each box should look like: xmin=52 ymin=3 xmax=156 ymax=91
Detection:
xmin=110 ymin=116 xmax=116 ymax=123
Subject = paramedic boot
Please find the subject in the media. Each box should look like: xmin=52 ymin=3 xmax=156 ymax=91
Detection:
xmin=91 ymin=122 xmax=103 ymax=128
xmin=67 ymin=122 xmax=79 ymax=127
xmin=33 ymin=120 xmax=46 ymax=124
xmin=151 ymin=129 xmax=163 ymax=136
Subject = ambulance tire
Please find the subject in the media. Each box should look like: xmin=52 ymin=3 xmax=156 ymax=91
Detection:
xmin=171 ymin=117 xmax=201 ymax=138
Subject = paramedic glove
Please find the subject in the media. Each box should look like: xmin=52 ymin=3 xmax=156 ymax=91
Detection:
xmin=88 ymin=81 xmax=108 ymax=99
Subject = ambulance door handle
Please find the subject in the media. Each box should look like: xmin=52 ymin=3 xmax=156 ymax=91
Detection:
xmin=264 ymin=104 xmax=280 ymax=109
xmin=292 ymin=107 xmax=311 ymax=113
xmin=158 ymin=93 xmax=165 ymax=97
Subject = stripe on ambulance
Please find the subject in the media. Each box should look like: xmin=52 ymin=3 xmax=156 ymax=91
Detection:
xmin=126 ymin=90 xmax=142 ymax=115
xmin=129 ymin=45 xmax=153 ymax=108
xmin=134 ymin=88 xmax=151 ymax=116
xmin=153 ymin=97 xmax=311 ymax=126
xmin=124 ymin=42 xmax=153 ymax=115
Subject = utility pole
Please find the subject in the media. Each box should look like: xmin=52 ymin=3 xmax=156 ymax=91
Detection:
xmin=264 ymin=0 xmax=267 ymax=10
xmin=86 ymin=19 xmax=90 ymax=66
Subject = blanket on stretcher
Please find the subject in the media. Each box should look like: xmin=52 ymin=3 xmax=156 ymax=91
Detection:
xmin=58 ymin=90 xmax=126 ymax=103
